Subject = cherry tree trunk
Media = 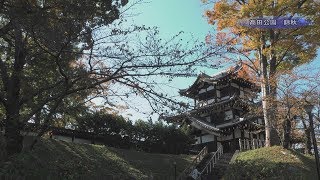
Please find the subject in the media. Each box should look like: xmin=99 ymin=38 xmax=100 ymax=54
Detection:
xmin=5 ymin=108 xmax=23 ymax=156
xmin=305 ymin=128 xmax=312 ymax=154
xmin=282 ymin=118 xmax=291 ymax=149
xmin=4 ymin=24 xmax=26 ymax=156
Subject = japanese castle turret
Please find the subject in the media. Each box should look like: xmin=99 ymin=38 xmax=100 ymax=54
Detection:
xmin=169 ymin=63 xmax=265 ymax=152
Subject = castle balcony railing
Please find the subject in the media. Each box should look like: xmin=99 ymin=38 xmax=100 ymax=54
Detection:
xmin=196 ymin=96 xmax=232 ymax=108
xmin=238 ymin=138 xmax=265 ymax=151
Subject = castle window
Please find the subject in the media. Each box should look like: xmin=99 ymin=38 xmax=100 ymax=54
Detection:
xmin=206 ymin=116 xmax=211 ymax=122
xmin=216 ymin=90 xmax=221 ymax=98
xmin=224 ymin=110 xmax=233 ymax=120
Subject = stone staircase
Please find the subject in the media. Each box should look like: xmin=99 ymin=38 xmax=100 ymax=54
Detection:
xmin=179 ymin=146 xmax=236 ymax=180
xmin=178 ymin=146 xmax=208 ymax=180
xmin=179 ymin=139 xmax=263 ymax=179
xmin=200 ymin=152 xmax=234 ymax=180
xmin=195 ymin=153 xmax=214 ymax=171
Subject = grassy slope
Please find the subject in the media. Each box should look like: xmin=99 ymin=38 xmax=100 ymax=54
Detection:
xmin=225 ymin=146 xmax=316 ymax=180
xmin=0 ymin=139 xmax=193 ymax=180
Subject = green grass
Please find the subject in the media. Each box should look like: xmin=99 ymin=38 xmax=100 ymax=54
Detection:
xmin=0 ymin=138 xmax=193 ymax=180
xmin=225 ymin=146 xmax=317 ymax=180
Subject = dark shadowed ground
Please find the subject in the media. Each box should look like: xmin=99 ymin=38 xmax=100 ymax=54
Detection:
xmin=0 ymin=138 xmax=193 ymax=180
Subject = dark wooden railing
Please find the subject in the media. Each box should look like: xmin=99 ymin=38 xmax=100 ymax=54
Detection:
xmin=199 ymin=145 xmax=223 ymax=177
xmin=178 ymin=146 xmax=208 ymax=180
xmin=238 ymin=139 xmax=265 ymax=151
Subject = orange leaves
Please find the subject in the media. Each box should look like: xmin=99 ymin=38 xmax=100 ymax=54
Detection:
xmin=205 ymin=34 xmax=211 ymax=44
xmin=205 ymin=10 xmax=215 ymax=25
xmin=205 ymin=1 xmax=239 ymax=30
xmin=237 ymin=63 xmax=255 ymax=81
xmin=205 ymin=10 xmax=212 ymax=17
xmin=204 ymin=0 xmax=320 ymax=72
xmin=216 ymin=32 xmax=227 ymax=45
xmin=205 ymin=32 xmax=232 ymax=45
xmin=214 ymin=32 xmax=239 ymax=46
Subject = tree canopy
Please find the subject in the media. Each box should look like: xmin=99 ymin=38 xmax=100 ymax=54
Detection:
xmin=0 ymin=0 xmax=221 ymax=156
xmin=75 ymin=111 xmax=195 ymax=154
xmin=203 ymin=0 xmax=320 ymax=146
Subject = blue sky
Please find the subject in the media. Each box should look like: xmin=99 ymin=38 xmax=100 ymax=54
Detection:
xmin=115 ymin=0 xmax=218 ymax=121
xmin=111 ymin=0 xmax=320 ymax=122
xmin=125 ymin=0 xmax=212 ymax=39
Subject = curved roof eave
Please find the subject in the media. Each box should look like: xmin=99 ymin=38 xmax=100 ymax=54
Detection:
xmin=179 ymin=73 xmax=212 ymax=96
xmin=188 ymin=116 xmax=221 ymax=136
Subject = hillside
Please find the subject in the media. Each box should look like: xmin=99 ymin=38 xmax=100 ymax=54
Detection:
xmin=0 ymin=139 xmax=193 ymax=180
xmin=225 ymin=146 xmax=317 ymax=180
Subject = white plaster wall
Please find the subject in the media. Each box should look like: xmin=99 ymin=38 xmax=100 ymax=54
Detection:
xmin=207 ymin=86 xmax=214 ymax=91
xmin=234 ymin=129 xmax=242 ymax=138
xmin=244 ymin=131 xmax=250 ymax=138
xmin=221 ymin=96 xmax=230 ymax=101
xmin=199 ymin=88 xmax=206 ymax=94
xmin=194 ymin=134 xmax=215 ymax=144
xmin=217 ymin=133 xmax=233 ymax=141
xmin=52 ymin=135 xmax=104 ymax=145
xmin=208 ymin=98 xmax=215 ymax=104
xmin=202 ymin=134 xmax=215 ymax=143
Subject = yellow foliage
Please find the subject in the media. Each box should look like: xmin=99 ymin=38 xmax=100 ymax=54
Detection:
xmin=204 ymin=0 xmax=320 ymax=71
